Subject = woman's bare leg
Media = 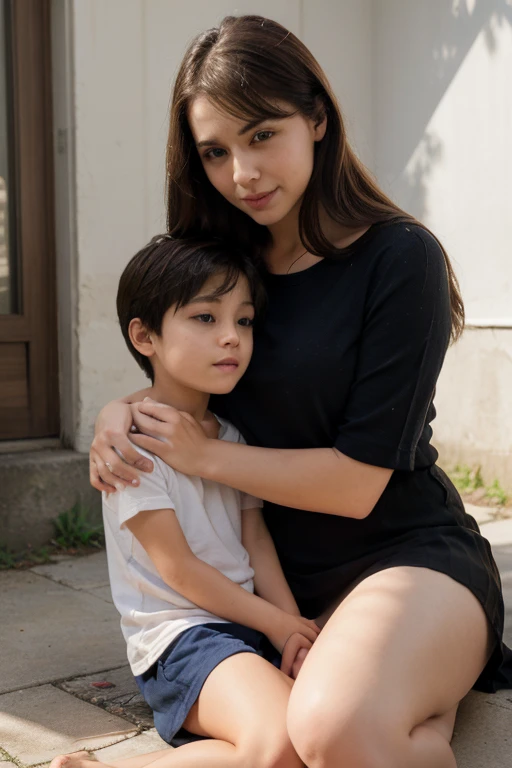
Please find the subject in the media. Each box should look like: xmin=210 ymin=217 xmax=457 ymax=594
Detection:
xmin=287 ymin=566 xmax=492 ymax=768
xmin=51 ymin=652 xmax=301 ymax=768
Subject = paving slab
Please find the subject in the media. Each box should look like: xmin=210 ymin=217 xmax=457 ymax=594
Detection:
xmin=452 ymin=689 xmax=512 ymax=767
xmin=56 ymin=667 xmax=153 ymax=729
xmin=0 ymin=570 xmax=126 ymax=694
xmin=0 ymin=761 xmax=17 ymax=768
xmin=480 ymin=517 xmax=512 ymax=547
xmin=30 ymin=552 xmax=110 ymax=592
xmin=0 ymin=685 xmax=137 ymax=766
xmin=84 ymin=586 xmax=114 ymax=604
xmin=93 ymin=730 xmax=169 ymax=762
xmin=466 ymin=503 xmax=497 ymax=526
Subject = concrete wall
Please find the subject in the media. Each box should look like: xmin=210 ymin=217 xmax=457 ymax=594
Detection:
xmin=55 ymin=0 xmax=372 ymax=453
xmin=53 ymin=0 xmax=512 ymax=486
xmin=371 ymin=0 xmax=512 ymax=487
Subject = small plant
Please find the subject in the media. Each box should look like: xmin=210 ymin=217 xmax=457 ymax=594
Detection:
xmin=53 ymin=503 xmax=105 ymax=549
xmin=0 ymin=543 xmax=16 ymax=569
xmin=485 ymin=479 xmax=509 ymax=507
xmin=451 ymin=465 xmax=484 ymax=494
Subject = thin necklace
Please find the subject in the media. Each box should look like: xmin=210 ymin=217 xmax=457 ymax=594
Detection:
xmin=286 ymin=249 xmax=309 ymax=274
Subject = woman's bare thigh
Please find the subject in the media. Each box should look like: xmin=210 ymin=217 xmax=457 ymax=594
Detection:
xmin=289 ymin=566 xmax=492 ymax=732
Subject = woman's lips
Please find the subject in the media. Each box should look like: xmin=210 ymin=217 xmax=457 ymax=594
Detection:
xmin=242 ymin=188 xmax=278 ymax=210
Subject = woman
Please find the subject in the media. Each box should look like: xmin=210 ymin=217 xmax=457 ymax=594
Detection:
xmin=90 ymin=15 xmax=511 ymax=767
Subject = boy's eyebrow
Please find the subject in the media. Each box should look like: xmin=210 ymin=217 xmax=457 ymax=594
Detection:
xmin=196 ymin=118 xmax=271 ymax=148
xmin=188 ymin=294 xmax=254 ymax=306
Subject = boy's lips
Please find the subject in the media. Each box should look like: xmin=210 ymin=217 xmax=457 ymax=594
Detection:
xmin=213 ymin=358 xmax=239 ymax=372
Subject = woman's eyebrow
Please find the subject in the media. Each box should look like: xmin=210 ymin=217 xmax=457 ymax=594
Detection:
xmin=196 ymin=118 xmax=269 ymax=148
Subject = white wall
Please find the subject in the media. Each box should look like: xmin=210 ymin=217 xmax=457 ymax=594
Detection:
xmin=55 ymin=0 xmax=512 ymax=483
xmin=371 ymin=0 xmax=512 ymax=485
xmin=60 ymin=0 xmax=373 ymax=451
xmin=372 ymin=0 xmax=512 ymax=324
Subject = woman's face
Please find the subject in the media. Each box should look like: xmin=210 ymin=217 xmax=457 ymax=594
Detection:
xmin=187 ymin=95 xmax=326 ymax=229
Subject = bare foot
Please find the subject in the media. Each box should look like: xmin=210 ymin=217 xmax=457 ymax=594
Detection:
xmin=50 ymin=751 xmax=100 ymax=768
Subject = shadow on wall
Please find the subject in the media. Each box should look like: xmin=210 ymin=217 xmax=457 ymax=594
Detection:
xmin=373 ymin=0 xmax=512 ymax=222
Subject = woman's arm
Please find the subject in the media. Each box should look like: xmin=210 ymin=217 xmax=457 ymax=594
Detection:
xmin=90 ymin=394 xmax=223 ymax=492
xmin=128 ymin=402 xmax=392 ymax=520
xmin=242 ymin=507 xmax=300 ymax=616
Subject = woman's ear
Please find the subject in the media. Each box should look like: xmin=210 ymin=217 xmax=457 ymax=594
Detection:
xmin=313 ymin=101 xmax=327 ymax=141
xmin=313 ymin=111 xmax=327 ymax=142
xmin=129 ymin=318 xmax=155 ymax=358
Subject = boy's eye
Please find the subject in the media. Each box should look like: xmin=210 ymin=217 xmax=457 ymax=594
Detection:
xmin=203 ymin=147 xmax=226 ymax=160
xmin=194 ymin=313 xmax=215 ymax=323
xmin=238 ymin=317 xmax=254 ymax=327
xmin=252 ymin=130 xmax=274 ymax=143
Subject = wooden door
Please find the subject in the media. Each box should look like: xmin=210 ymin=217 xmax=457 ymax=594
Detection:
xmin=0 ymin=0 xmax=58 ymax=440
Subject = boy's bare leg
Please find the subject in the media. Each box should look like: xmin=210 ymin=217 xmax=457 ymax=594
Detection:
xmin=50 ymin=652 xmax=302 ymax=768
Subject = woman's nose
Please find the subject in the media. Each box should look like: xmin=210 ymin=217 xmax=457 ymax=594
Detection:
xmin=232 ymin=153 xmax=260 ymax=186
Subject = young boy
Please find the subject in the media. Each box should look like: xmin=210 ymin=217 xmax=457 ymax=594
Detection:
xmin=51 ymin=236 xmax=318 ymax=768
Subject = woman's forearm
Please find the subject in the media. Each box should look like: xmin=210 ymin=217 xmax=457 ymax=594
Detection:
xmin=203 ymin=441 xmax=392 ymax=519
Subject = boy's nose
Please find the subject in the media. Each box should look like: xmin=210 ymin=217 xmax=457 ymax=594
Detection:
xmin=219 ymin=324 xmax=240 ymax=346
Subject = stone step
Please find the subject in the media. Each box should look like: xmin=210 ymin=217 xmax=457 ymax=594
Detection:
xmin=0 ymin=449 xmax=100 ymax=551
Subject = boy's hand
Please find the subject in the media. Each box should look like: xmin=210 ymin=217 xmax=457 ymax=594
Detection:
xmin=266 ymin=611 xmax=320 ymax=657
xmin=281 ymin=633 xmax=313 ymax=679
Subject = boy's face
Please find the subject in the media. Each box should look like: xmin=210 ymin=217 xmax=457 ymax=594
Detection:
xmin=149 ymin=273 xmax=255 ymax=395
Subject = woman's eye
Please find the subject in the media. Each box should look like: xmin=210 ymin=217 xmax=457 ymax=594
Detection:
xmin=238 ymin=317 xmax=254 ymax=327
xmin=252 ymin=130 xmax=274 ymax=143
xmin=203 ymin=147 xmax=226 ymax=160
xmin=194 ymin=313 xmax=215 ymax=323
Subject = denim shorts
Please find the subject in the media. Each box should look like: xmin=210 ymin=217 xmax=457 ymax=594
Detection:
xmin=134 ymin=622 xmax=281 ymax=747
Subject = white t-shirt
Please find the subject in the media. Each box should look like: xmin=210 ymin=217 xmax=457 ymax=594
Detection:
xmin=102 ymin=417 xmax=262 ymax=676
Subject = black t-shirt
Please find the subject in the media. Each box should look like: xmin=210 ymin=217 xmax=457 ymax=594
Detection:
xmin=211 ymin=222 xmax=454 ymax=585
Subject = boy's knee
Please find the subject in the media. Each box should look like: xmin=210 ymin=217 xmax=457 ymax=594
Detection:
xmin=239 ymin=729 xmax=302 ymax=768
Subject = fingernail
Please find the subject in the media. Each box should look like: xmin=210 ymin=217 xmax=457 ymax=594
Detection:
xmin=115 ymin=483 xmax=125 ymax=492
xmin=131 ymin=479 xmax=139 ymax=486
xmin=143 ymin=396 xmax=152 ymax=402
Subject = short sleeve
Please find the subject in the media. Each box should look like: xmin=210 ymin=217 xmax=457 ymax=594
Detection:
xmin=102 ymin=448 xmax=177 ymax=529
xmin=334 ymin=228 xmax=452 ymax=471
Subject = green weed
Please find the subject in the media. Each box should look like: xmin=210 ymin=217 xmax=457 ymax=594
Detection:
xmin=450 ymin=465 xmax=484 ymax=494
xmin=485 ymin=479 xmax=509 ymax=507
xmin=0 ymin=543 xmax=16 ymax=569
xmin=53 ymin=503 xmax=105 ymax=549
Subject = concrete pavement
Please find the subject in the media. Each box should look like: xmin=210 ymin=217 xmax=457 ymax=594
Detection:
xmin=1 ymin=514 xmax=512 ymax=767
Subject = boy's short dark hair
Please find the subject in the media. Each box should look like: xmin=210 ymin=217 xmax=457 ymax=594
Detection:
xmin=117 ymin=235 xmax=266 ymax=382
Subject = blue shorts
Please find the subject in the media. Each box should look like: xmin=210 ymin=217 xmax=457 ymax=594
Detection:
xmin=134 ymin=622 xmax=281 ymax=747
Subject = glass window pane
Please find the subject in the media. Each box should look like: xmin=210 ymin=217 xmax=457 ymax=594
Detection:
xmin=0 ymin=0 xmax=18 ymax=315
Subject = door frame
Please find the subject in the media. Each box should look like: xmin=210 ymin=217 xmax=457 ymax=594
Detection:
xmin=0 ymin=0 xmax=59 ymax=439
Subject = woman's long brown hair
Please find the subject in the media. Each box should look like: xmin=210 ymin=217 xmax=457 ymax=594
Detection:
xmin=166 ymin=15 xmax=464 ymax=340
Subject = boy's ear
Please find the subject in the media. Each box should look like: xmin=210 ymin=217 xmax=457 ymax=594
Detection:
xmin=129 ymin=318 xmax=155 ymax=358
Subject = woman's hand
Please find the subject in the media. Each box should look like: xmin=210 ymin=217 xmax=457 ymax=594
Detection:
xmin=90 ymin=401 xmax=154 ymax=492
xmin=129 ymin=399 xmax=211 ymax=477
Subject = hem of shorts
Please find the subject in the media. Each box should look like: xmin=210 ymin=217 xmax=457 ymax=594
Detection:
xmin=158 ymin=645 xmax=259 ymax=745
xmin=129 ymin=619 xmax=230 ymax=677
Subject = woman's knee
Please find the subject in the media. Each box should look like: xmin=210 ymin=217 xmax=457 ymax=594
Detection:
xmin=287 ymin=694 xmax=400 ymax=768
